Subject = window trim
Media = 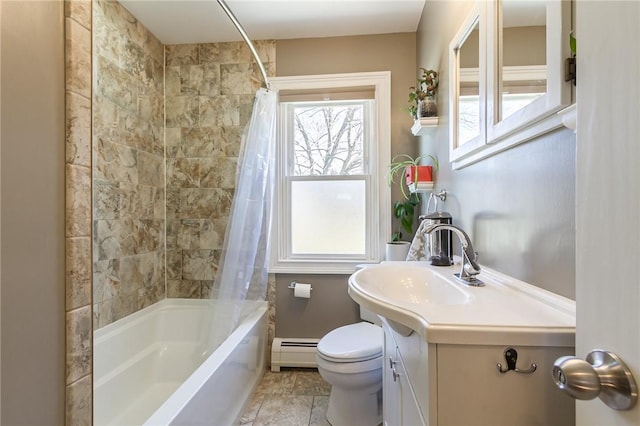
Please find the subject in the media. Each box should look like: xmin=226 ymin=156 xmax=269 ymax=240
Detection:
xmin=269 ymin=72 xmax=391 ymax=274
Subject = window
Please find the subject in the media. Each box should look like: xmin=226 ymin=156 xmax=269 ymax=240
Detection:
xmin=269 ymin=72 xmax=391 ymax=273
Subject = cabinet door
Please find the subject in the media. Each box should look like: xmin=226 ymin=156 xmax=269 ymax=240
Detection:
xmin=383 ymin=325 xmax=401 ymax=426
xmin=397 ymin=354 xmax=427 ymax=426
xmin=437 ymin=344 xmax=574 ymax=426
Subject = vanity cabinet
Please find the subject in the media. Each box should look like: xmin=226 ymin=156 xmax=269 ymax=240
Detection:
xmin=381 ymin=318 xmax=575 ymax=426
xmin=383 ymin=321 xmax=426 ymax=426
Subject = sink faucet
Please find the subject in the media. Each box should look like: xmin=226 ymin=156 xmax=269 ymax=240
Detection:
xmin=421 ymin=223 xmax=484 ymax=286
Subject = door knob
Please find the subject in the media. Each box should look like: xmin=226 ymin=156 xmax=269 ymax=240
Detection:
xmin=553 ymin=350 xmax=638 ymax=410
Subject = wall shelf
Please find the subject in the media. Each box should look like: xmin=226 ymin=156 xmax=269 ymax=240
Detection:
xmin=408 ymin=182 xmax=434 ymax=193
xmin=411 ymin=117 xmax=439 ymax=136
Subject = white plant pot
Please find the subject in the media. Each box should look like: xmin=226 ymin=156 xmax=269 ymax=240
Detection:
xmin=385 ymin=241 xmax=411 ymax=261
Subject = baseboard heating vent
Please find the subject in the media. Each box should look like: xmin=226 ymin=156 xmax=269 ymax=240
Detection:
xmin=271 ymin=337 xmax=320 ymax=372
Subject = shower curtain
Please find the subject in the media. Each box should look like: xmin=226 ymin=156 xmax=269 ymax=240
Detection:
xmin=209 ymin=87 xmax=277 ymax=341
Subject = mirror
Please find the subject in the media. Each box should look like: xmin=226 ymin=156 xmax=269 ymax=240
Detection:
xmin=499 ymin=0 xmax=547 ymax=122
xmin=449 ymin=5 xmax=486 ymax=161
xmin=458 ymin=20 xmax=481 ymax=145
xmin=449 ymin=0 xmax=572 ymax=168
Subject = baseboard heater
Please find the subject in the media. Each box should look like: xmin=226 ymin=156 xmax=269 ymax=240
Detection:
xmin=271 ymin=337 xmax=320 ymax=372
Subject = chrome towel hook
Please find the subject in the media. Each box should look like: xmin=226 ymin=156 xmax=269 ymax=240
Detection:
xmin=497 ymin=347 xmax=537 ymax=374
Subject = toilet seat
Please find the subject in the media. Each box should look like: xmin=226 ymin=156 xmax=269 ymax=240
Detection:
xmin=316 ymin=351 xmax=382 ymax=374
xmin=317 ymin=322 xmax=383 ymax=363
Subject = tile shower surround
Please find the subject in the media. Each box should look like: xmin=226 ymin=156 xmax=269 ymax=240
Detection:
xmin=65 ymin=0 xmax=276 ymax=423
xmin=93 ymin=3 xmax=276 ymax=328
xmin=164 ymin=41 xmax=275 ymax=301
xmin=92 ymin=0 xmax=166 ymax=329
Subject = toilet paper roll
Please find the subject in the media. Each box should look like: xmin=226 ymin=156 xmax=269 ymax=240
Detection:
xmin=294 ymin=283 xmax=312 ymax=299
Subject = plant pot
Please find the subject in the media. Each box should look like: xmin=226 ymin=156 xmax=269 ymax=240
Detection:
xmin=385 ymin=241 xmax=411 ymax=261
xmin=418 ymin=97 xmax=437 ymax=117
xmin=405 ymin=165 xmax=433 ymax=186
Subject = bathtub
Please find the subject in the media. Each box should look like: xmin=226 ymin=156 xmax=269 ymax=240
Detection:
xmin=94 ymin=298 xmax=267 ymax=425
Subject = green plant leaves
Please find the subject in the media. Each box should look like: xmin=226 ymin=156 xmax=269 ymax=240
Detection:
xmin=393 ymin=193 xmax=420 ymax=239
xmin=569 ymin=32 xmax=576 ymax=56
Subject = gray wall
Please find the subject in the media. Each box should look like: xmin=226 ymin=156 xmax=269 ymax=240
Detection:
xmin=275 ymin=33 xmax=417 ymax=337
xmin=1 ymin=1 xmax=66 ymax=423
xmin=275 ymin=275 xmax=359 ymax=338
xmin=416 ymin=1 xmax=576 ymax=299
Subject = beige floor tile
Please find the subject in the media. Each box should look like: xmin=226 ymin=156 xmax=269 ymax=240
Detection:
xmin=309 ymin=396 xmax=330 ymax=426
xmin=254 ymin=370 xmax=297 ymax=395
xmin=240 ymin=392 xmax=265 ymax=424
xmin=253 ymin=395 xmax=314 ymax=426
xmin=292 ymin=370 xmax=331 ymax=396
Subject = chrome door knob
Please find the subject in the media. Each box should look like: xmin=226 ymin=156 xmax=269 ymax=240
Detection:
xmin=553 ymin=350 xmax=638 ymax=410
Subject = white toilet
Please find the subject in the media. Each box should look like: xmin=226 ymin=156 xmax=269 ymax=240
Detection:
xmin=316 ymin=307 xmax=383 ymax=426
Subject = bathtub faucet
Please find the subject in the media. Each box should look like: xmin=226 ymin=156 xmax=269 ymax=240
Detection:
xmin=421 ymin=223 xmax=484 ymax=286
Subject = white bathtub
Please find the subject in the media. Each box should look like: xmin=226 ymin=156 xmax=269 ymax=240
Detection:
xmin=94 ymin=298 xmax=267 ymax=425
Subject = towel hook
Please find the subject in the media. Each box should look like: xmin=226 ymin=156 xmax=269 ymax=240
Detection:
xmin=497 ymin=347 xmax=537 ymax=374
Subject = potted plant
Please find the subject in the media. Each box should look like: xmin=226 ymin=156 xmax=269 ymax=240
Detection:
xmin=387 ymin=153 xmax=439 ymax=200
xmin=385 ymin=192 xmax=420 ymax=261
xmin=407 ymin=68 xmax=439 ymax=119
xmin=391 ymin=192 xmax=420 ymax=243
xmin=385 ymin=153 xmax=438 ymax=260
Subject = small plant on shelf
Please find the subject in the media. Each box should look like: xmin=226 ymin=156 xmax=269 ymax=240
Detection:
xmin=387 ymin=153 xmax=439 ymax=199
xmin=388 ymin=153 xmax=438 ymax=242
xmin=407 ymin=68 xmax=439 ymax=119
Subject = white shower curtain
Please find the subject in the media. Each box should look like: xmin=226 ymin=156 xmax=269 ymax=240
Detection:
xmin=209 ymin=87 xmax=277 ymax=341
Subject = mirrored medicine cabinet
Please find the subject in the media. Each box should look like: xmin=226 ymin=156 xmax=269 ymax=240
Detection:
xmin=449 ymin=0 xmax=573 ymax=169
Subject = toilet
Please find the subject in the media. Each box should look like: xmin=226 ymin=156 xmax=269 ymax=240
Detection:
xmin=316 ymin=307 xmax=383 ymax=426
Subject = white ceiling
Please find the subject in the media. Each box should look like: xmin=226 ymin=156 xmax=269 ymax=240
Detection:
xmin=118 ymin=0 xmax=427 ymax=45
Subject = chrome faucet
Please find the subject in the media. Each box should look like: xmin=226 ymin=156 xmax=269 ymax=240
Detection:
xmin=422 ymin=223 xmax=484 ymax=286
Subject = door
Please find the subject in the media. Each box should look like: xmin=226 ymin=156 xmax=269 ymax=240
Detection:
xmin=575 ymin=1 xmax=640 ymax=424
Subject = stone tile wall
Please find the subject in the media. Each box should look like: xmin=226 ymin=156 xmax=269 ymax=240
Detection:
xmin=164 ymin=41 xmax=275 ymax=299
xmin=65 ymin=0 xmax=277 ymax=421
xmin=92 ymin=0 xmax=165 ymax=328
xmin=65 ymin=0 xmax=92 ymax=424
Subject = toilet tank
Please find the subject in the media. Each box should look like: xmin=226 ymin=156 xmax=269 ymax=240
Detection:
xmin=354 ymin=264 xmax=382 ymax=325
xmin=360 ymin=306 xmax=381 ymax=325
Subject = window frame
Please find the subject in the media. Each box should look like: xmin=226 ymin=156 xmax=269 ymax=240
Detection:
xmin=269 ymin=72 xmax=391 ymax=274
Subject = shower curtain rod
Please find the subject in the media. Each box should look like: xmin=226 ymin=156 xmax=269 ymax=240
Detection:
xmin=216 ymin=0 xmax=271 ymax=90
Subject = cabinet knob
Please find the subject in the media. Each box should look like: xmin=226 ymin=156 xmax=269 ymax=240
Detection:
xmin=552 ymin=350 xmax=638 ymax=410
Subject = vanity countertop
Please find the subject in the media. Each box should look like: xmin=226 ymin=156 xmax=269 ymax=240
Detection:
xmin=348 ymin=261 xmax=575 ymax=347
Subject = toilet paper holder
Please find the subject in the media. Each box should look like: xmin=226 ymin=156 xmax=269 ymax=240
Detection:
xmin=288 ymin=281 xmax=313 ymax=292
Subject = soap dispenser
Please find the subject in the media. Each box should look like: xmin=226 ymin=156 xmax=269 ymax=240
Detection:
xmin=420 ymin=210 xmax=453 ymax=266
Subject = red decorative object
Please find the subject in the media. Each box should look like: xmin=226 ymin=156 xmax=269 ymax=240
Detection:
xmin=405 ymin=165 xmax=433 ymax=186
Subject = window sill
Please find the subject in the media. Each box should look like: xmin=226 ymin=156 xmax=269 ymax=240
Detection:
xmin=270 ymin=260 xmax=380 ymax=275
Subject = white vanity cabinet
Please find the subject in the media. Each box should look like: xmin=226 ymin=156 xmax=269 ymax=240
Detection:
xmin=436 ymin=344 xmax=575 ymax=425
xmin=383 ymin=320 xmax=428 ymax=426
xmin=349 ymin=262 xmax=577 ymax=426
xmin=381 ymin=318 xmax=575 ymax=426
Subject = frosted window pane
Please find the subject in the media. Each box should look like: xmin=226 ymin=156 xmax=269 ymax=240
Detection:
xmin=292 ymin=104 xmax=364 ymax=176
xmin=291 ymin=180 xmax=366 ymax=255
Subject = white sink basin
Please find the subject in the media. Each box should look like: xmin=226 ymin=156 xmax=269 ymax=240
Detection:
xmin=348 ymin=261 xmax=576 ymax=346
xmin=354 ymin=263 xmax=471 ymax=306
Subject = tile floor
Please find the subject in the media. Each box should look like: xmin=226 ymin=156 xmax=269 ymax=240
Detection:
xmin=241 ymin=368 xmax=332 ymax=426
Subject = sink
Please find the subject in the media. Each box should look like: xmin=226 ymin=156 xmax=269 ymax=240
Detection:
xmin=348 ymin=261 xmax=576 ymax=346
xmin=353 ymin=263 xmax=471 ymax=306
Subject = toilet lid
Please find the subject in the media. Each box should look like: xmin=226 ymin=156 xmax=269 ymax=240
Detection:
xmin=317 ymin=322 xmax=383 ymax=363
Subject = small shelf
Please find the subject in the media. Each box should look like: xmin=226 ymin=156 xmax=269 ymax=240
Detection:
xmin=411 ymin=117 xmax=439 ymax=136
xmin=408 ymin=181 xmax=434 ymax=193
